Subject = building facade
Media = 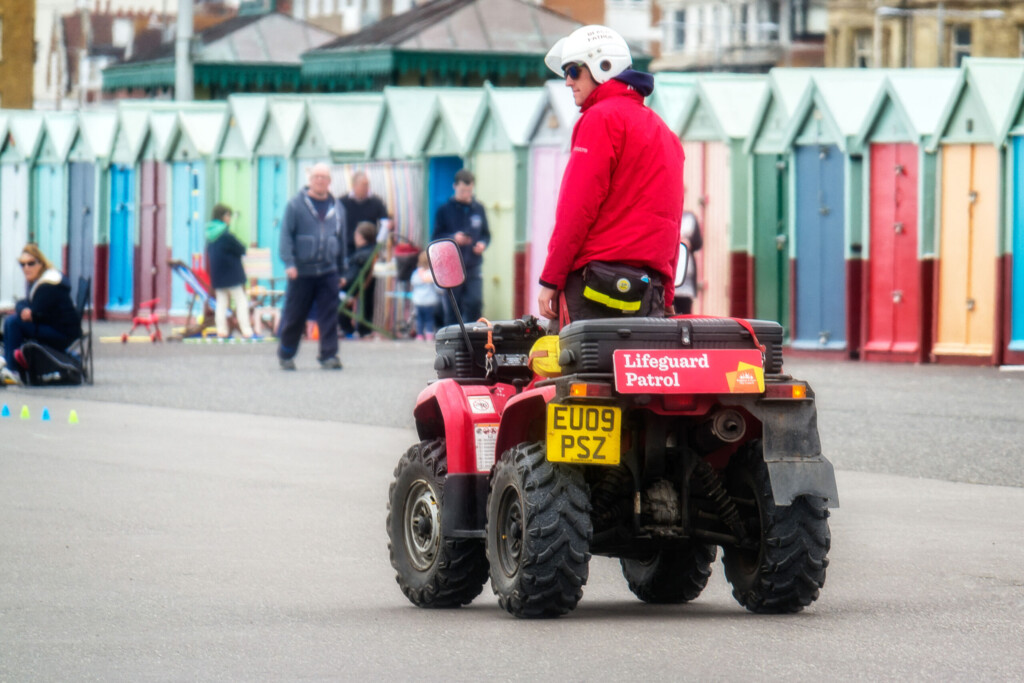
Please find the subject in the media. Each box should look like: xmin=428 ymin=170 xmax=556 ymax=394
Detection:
xmin=827 ymin=1 xmax=1024 ymax=68
xmin=654 ymin=0 xmax=827 ymax=71
xmin=0 ymin=0 xmax=36 ymax=108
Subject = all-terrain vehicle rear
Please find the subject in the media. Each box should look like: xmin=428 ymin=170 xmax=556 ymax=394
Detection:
xmin=387 ymin=239 xmax=838 ymax=617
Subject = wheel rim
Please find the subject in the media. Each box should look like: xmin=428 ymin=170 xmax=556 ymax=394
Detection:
xmin=404 ymin=480 xmax=440 ymax=571
xmin=496 ymin=485 xmax=524 ymax=578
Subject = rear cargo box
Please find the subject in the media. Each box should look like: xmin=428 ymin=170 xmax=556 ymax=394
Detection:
xmin=558 ymin=317 xmax=784 ymax=375
xmin=435 ymin=319 xmax=546 ymax=381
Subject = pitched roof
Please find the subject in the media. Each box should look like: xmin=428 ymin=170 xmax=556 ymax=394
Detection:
xmin=314 ymin=0 xmax=580 ymax=54
xmin=125 ymin=11 xmax=337 ymax=64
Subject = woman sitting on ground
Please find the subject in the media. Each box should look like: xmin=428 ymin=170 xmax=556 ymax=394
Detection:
xmin=1 ymin=244 xmax=82 ymax=384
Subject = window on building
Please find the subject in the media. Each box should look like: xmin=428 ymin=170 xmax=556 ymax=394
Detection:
xmin=952 ymin=25 xmax=971 ymax=67
xmin=854 ymin=29 xmax=872 ymax=68
xmin=674 ymin=9 xmax=686 ymax=50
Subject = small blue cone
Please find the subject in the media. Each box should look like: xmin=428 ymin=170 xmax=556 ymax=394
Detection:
xmin=1 ymin=404 xmax=9 ymax=417
xmin=42 ymin=408 xmax=51 ymax=421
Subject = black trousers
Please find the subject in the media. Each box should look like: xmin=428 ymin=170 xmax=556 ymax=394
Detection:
xmin=277 ymin=272 xmax=340 ymax=361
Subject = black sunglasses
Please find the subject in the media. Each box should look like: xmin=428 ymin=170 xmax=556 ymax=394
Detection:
xmin=19 ymin=260 xmax=38 ymax=268
xmin=562 ymin=63 xmax=586 ymax=80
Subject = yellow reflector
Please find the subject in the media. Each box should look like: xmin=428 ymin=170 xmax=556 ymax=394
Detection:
xmin=792 ymin=385 xmax=807 ymax=399
xmin=529 ymin=336 xmax=562 ymax=377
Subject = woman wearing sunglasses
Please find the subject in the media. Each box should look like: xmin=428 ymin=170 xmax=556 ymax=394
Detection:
xmin=537 ymin=25 xmax=684 ymax=328
xmin=1 ymin=244 xmax=82 ymax=384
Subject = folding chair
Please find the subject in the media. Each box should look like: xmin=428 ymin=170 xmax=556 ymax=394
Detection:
xmin=169 ymin=260 xmax=237 ymax=338
xmin=66 ymin=276 xmax=94 ymax=385
xmin=339 ymin=241 xmax=392 ymax=338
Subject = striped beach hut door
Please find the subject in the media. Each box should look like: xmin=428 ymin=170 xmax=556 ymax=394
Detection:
xmin=934 ymin=144 xmax=998 ymax=358
xmin=0 ymin=163 xmax=30 ymax=309
xmin=67 ymin=161 xmax=96 ymax=302
xmin=752 ymin=154 xmax=790 ymax=339
xmin=794 ymin=144 xmax=846 ymax=349
xmin=107 ymin=164 xmax=135 ymax=313
xmin=137 ymin=161 xmax=169 ymax=315
xmin=1010 ymin=137 xmax=1024 ymax=355
xmin=257 ymin=156 xmax=288 ymax=280
xmin=865 ymin=143 xmax=920 ymax=357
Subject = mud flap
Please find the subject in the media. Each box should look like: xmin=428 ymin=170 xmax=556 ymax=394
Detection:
xmin=760 ymin=400 xmax=840 ymax=508
xmin=441 ymin=473 xmax=489 ymax=538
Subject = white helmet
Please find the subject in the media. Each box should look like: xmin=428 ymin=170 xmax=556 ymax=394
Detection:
xmin=544 ymin=25 xmax=632 ymax=85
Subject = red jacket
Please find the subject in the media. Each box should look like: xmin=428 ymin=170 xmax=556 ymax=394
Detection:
xmin=540 ymin=78 xmax=685 ymax=304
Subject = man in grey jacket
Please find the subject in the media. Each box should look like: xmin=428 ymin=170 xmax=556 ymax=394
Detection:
xmin=277 ymin=163 xmax=347 ymax=370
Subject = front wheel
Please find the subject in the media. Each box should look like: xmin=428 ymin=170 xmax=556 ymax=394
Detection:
xmin=486 ymin=441 xmax=591 ymax=618
xmin=722 ymin=441 xmax=831 ymax=613
xmin=621 ymin=542 xmax=717 ymax=604
xmin=387 ymin=439 xmax=488 ymax=607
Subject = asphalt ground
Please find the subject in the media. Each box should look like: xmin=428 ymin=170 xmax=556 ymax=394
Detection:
xmin=5 ymin=320 xmax=1022 ymax=488
xmin=1 ymin=396 xmax=1022 ymax=680
xmin=2 ymin=322 xmax=1023 ymax=680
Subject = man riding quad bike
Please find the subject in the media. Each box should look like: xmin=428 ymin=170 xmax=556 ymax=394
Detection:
xmin=386 ymin=239 xmax=838 ymax=618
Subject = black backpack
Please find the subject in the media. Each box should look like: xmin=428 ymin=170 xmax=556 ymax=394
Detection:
xmin=19 ymin=341 xmax=84 ymax=386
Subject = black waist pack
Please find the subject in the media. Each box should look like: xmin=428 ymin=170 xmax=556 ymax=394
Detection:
xmin=581 ymin=261 xmax=653 ymax=314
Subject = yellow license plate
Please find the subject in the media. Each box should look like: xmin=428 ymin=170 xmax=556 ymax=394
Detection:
xmin=546 ymin=403 xmax=621 ymax=465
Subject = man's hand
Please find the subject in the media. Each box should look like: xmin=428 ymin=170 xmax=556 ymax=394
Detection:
xmin=538 ymin=286 xmax=558 ymax=320
xmin=339 ymin=277 xmax=347 ymax=289
xmin=473 ymin=241 xmax=486 ymax=255
xmin=20 ymin=308 xmax=32 ymax=322
xmin=453 ymin=231 xmax=473 ymax=247
xmin=286 ymin=266 xmax=298 ymax=280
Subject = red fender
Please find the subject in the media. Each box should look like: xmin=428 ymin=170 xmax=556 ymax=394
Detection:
xmin=413 ymin=380 xmax=513 ymax=475
xmin=494 ymin=385 xmax=556 ymax=460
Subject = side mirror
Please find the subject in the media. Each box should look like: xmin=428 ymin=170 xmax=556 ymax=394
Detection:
xmin=674 ymin=242 xmax=690 ymax=288
xmin=427 ymin=238 xmax=466 ymax=289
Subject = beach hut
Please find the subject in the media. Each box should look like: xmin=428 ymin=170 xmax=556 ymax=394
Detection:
xmin=253 ymin=96 xmax=307 ymax=254
xmin=0 ymin=113 xmax=30 ymax=310
xmin=168 ymin=103 xmax=228 ymax=316
xmin=781 ymin=70 xmax=887 ymax=356
xmin=219 ymin=94 xmax=267 ymax=252
xmin=678 ymin=74 xmax=767 ymax=318
xmin=106 ymin=106 xmax=149 ymax=317
xmin=67 ymin=109 xmax=117 ymax=315
xmin=855 ymin=70 xmax=959 ymax=363
xmin=929 ymin=58 xmax=1024 ymax=365
xmin=33 ymin=112 xmax=78 ymax=274
xmin=463 ymin=84 xmax=547 ymax=320
xmin=0 ymin=114 xmax=24 ymax=309
xmin=525 ymin=80 xmax=577 ymax=318
xmin=127 ymin=103 xmax=178 ymax=316
xmin=1007 ymin=82 xmax=1024 ymax=365
xmin=744 ymin=69 xmax=814 ymax=341
xmin=368 ymin=88 xmax=443 ymax=241
xmin=421 ymin=89 xmax=484 ymax=241
xmin=647 ymin=72 xmax=698 ymax=134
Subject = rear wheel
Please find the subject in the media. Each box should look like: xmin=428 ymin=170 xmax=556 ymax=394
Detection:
xmin=722 ymin=441 xmax=830 ymax=613
xmin=621 ymin=542 xmax=717 ymax=604
xmin=486 ymin=441 xmax=591 ymax=618
xmin=387 ymin=439 xmax=488 ymax=607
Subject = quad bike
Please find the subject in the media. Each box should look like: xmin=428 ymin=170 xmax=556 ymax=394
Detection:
xmin=387 ymin=238 xmax=839 ymax=618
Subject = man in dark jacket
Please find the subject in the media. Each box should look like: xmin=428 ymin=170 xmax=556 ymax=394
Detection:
xmin=205 ymin=204 xmax=254 ymax=339
xmin=340 ymin=171 xmax=389 ymax=257
xmin=277 ymin=163 xmax=347 ymax=370
xmin=431 ymin=169 xmax=490 ymax=325
xmin=537 ymin=25 xmax=684 ymax=327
